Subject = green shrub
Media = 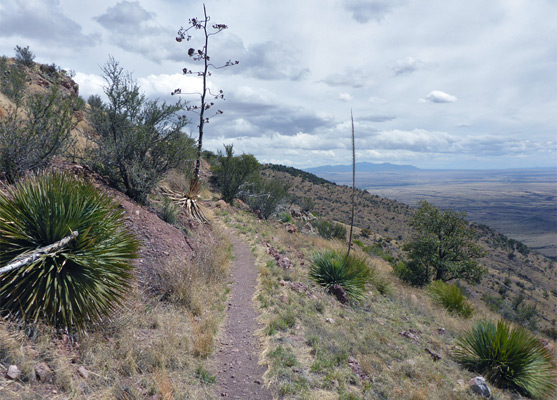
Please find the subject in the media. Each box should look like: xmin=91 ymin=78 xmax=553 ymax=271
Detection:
xmin=310 ymin=250 xmax=373 ymax=302
xmin=14 ymin=45 xmax=35 ymax=67
xmin=278 ymin=212 xmax=294 ymax=223
xmin=454 ymin=320 xmax=556 ymax=399
xmin=240 ymin=175 xmax=290 ymax=219
xmin=0 ymin=84 xmax=78 ymax=183
xmin=160 ymin=197 xmax=179 ymax=225
xmin=87 ymin=57 xmax=195 ymax=204
xmin=211 ymin=144 xmax=259 ymax=205
xmin=312 ymin=219 xmax=347 ymax=240
xmin=0 ymin=173 xmax=138 ymax=331
xmin=427 ymin=280 xmax=473 ymax=318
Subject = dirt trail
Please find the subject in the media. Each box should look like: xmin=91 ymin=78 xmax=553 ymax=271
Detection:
xmin=213 ymin=233 xmax=272 ymax=399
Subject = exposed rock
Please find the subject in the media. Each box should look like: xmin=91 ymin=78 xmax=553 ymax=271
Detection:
xmin=329 ymin=284 xmax=349 ymax=304
xmin=425 ymin=348 xmax=441 ymax=361
xmin=77 ymin=366 xmax=90 ymax=379
xmin=285 ymin=223 xmax=298 ymax=233
xmin=468 ymin=376 xmax=491 ymax=398
xmin=436 ymin=327 xmax=446 ymax=335
xmin=34 ymin=362 xmax=53 ymax=382
xmin=6 ymin=365 xmax=21 ymax=380
xmin=348 ymin=356 xmax=368 ymax=381
xmin=399 ymin=330 xmax=420 ymax=342
xmin=216 ymin=200 xmax=227 ymax=208
xmin=325 ymin=317 xmax=335 ymax=324
xmin=266 ymin=244 xmax=293 ymax=269
xmin=278 ymin=295 xmax=289 ymax=304
xmin=538 ymin=337 xmax=555 ymax=353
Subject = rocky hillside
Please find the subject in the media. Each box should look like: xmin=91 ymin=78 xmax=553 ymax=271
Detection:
xmin=263 ymin=164 xmax=557 ymax=334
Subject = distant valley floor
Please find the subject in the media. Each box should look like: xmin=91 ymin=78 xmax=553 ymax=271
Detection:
xmin=314 ymin=168 xmax=557 ymax=259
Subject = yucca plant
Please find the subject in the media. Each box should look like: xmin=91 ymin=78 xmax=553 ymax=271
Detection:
xmin=454 ymin=320 xmax=556 ymax=399
xmin=0 ymin=173 xmax=139 ymax=331
xmin=427 ymin=280 xmax=473 ymax=318
xmin=309 ymin=250 xmax=373 ymax=302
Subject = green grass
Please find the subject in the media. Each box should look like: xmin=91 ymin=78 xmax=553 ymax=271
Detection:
xmin=454 ymin=319 xmax=556 ymax=399
xmin=427 ymin=280 xmax=474 ymax=318
xmin=0 ymin=173 xmax=138 ymax=331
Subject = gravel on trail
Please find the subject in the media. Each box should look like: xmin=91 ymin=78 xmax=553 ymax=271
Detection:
xmin=213 ymin=233 xmax=273 ymax=400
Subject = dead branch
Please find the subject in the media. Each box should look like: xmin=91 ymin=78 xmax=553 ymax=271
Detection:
xmin=0 ymin=231 xmax=79 ymax=275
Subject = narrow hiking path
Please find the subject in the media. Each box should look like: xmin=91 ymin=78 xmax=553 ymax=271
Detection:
xmin=213 ymin=232 xmax=273 ymax=399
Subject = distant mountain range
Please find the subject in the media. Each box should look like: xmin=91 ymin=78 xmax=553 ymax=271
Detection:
xmin=305 ymin=162 xmax=420 ymax=174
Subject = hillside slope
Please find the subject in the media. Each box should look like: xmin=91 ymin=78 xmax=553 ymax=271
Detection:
xmin=263 ymin=164 xmax=557 ymax=333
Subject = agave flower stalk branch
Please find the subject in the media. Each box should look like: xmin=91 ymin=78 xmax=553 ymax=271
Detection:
xmin=0 ymin=231 xmax=79 ymax=275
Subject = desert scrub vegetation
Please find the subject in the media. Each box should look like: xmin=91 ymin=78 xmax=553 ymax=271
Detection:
xmin=454 ymin=319 xmax=556 ymax=399
xmin=0 ymin=219 xmax=231 ymax=398
xmin=217 ymin=203 xmax=528 ymax=400
xmin=0 ymin=173 xmax=138 ymax=331
xmin=86 ymin=57 xmax=195 ymax=204
xmin=239 ymin=174 xmax=290 ymax=219
xmin=427 ymin=280 xmax=474 ymax=318
xmin=310 ymin=250 xmax=373 ymax=303
xmin=0 ymin=62 xmax=80 ymax=183
xmin=211 ymin=144 xmax=259 ymax=204
xmin=397 ymin=201 xmax=486 ymax=286
xmin=311 ymin=218 xmax=347 ymax=240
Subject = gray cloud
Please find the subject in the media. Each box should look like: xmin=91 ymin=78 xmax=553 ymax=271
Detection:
xmin=0 ymin=0 xmax=99 ymax=46
xmin=222 ymin=101 xmax=333 ymax=136
xmin=95 ymin=1 xmax=157 ymax=34
xmin=240 ymin=41 xmax=310 ymax=81
xmin=392 ymin=57 xmax=425 ymax=76
xmin=360 ymin=115 xmax=396 ymax=123
xmin=320 ymin=67 xmax=369 ymax=88
xmin=344 ymin=0 xmax=406 ymax=23
xmin=95 ymin=1 xmax=169 ymax=60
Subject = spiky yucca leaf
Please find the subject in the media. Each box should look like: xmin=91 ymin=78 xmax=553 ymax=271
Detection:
xmin=0 ymin=173 xmax=138 ymax=331
xmin=309 ymin=250 xmax=372 ymax=302
xmin=454 ymin=320 xmax=556 ymax=399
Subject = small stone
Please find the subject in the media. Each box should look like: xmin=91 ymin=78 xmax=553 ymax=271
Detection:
xmin=6 ymin=365 xmax=21 ymax=380
xmin=325 ymin=317 xmax=335 ymax=324
xmin=425 ymin=348 xmax=441 ymax=361
xmin=399 ymin=330 xmax=420 ymax=342
xmin=254 ymin=379 xmax=261 ymax=385
xmin=34 ymin=362 xmax=53 ymax=382
xmin=468 ymin=376 xmax=491 ymax=398
xmin=437 ymin=327 xmax=446 ymax=335
xmin=78 ymin=366 xmax=89 ymax=379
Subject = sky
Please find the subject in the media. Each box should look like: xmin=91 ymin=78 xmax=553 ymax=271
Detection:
xmin=0 ymin=0 xmax=556 ymax=169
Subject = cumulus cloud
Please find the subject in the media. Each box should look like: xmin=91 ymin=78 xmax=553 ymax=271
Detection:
xmin=73 ymin=72 xmax=105 ymax=99
xmin=344 ymin=0 xmax=407 ymax=23
xmin=338 ymin=93 xmax=353 ymax=102
xmin=0 ymin=0 xmax=99 ymax=46
xmin=421 ymin=90 xmax=458 ymax=103
xmin=392 ymin=57 xmax=425 ymax=76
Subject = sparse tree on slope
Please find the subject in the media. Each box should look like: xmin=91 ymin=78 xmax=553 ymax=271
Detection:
xmin=398 ymin=201 xmax=486 ymax=286
xmin=211 ymin=144 xmax=258 ymax=205
xmin=88 ymin=57 xmax=194 ymax=204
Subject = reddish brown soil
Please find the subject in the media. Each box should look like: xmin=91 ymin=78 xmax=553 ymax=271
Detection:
xmin=213 ymin=234 xmax=272 ymax=399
